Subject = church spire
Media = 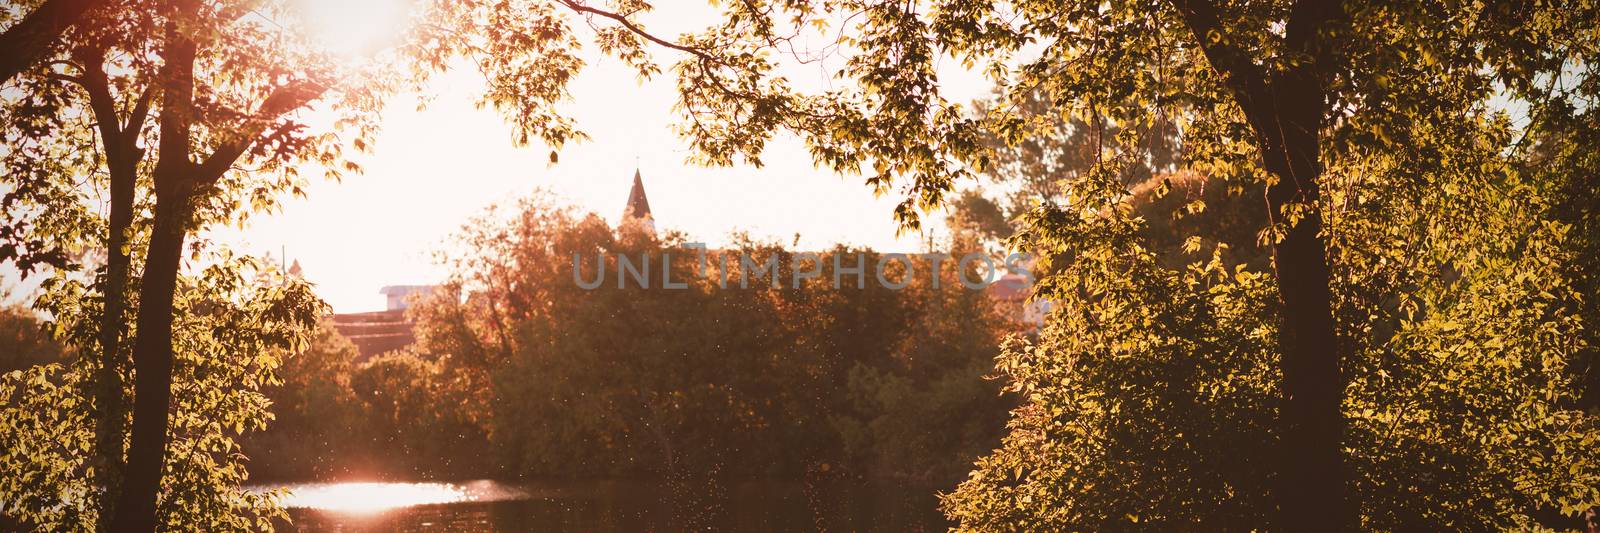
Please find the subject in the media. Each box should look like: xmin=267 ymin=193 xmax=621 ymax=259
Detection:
xmin=621 ymin=168 xmax=655 ymax=234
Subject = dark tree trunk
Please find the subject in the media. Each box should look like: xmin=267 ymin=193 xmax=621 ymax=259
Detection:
xmin=1168 ymin=1 xmax=1355 ymax=528
xmin=107 ymin=194 xmax=186 ymax=532
xmin=99 ymin=6 xmax=318 ymax=524
xmin=93 ymin=143 xmax=135 ymax=522
xmin=1255 ymin=71 xmax=1353 ymax=531
xmin=77 ymin=46 xmax=146 ymax=522
xmin=0 ymin=0 xmax=108 ymax=84
xmin=109 ymin=10 xmax=196 ymax=528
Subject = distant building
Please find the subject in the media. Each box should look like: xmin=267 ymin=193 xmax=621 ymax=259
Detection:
xmin=331 ymin=309 xmax=414 ymax=362
xmin=620 ymin=168 xmax=655 ymax=235
xmin=280 ymin=261 xmax=425 ymax=361
xmin=330 ymin=286 xmax=450 ymax=360
xmin=986 ymin=273 xmax=1053 ymax=328
xmin=379 ymin=285 xmax=438 ymax=311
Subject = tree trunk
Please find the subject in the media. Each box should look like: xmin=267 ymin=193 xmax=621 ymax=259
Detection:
xmin=103 ymin=4 xmax=318 ymax=523
xmin=79 ymin=48 xmax=142 ymax=519
xmin=107 ymin=190 xmax=187 ymax=532
xmin=1170 ymin=0 xmax=1357 ymax=521
xmin=93 ymin=145 xmax=135 ymax=523
xmin=1255 ymin=74 xmax=1354 ymax=530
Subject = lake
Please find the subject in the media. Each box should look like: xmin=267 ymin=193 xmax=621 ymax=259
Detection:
xmin=255 ymin=479 xmax=949 ymax=532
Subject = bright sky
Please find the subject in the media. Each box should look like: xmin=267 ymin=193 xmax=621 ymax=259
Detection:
xmin=0 ymin=1 xmax=995 ymax=313
xmin=206 ymin=1 xmax=993 ymax=313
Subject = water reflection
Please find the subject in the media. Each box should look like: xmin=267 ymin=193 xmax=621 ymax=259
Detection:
xmin=252 ymin=480 xmax=945 ymax=532
xmin=267 ymin=481 xmax=523 ymax=514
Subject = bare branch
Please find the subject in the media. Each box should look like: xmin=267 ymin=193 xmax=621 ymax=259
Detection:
xmin=553 ymin=0 xmax=712 ymax=61
xmin=44 ymin=71 xmax=88 ymax=86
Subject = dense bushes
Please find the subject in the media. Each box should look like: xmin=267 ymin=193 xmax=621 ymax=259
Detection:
xmin=250 ymin=194 xmax=1014 ymax=489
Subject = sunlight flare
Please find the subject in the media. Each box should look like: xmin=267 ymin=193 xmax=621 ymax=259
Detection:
xmin=276 ymin=482 xmax=472 ymax=514
xmin=288 ymin=0 xmax=415 ymax=59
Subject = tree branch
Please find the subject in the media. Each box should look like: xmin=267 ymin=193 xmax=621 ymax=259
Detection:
xmin=74 ymin=45 xmax=126 ymax=151
xmin=1165 ymin=0 xmax=1275 ymax=129
xmin=553 ymin=0 xmax=713 ymax=61
xmin=43 ymin=71 xmax=87 ymax=86
xmin=0 ymin=0 xmax=111 ymax=84
xmin=124 ymin=82 xmax=156 ymax=142
xmin=193 ymin=79 xmax=329 ymax=183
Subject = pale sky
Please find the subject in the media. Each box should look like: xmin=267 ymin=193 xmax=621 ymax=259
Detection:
xmin=0 ymin=2 xmax=995 ymax=313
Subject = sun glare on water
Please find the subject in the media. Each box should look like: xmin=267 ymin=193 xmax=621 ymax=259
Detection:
xmin=276 ymin=482 xmax=473 ymax=514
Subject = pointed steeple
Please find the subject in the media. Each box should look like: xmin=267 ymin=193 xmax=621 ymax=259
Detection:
xmin=620 ymin=168 xmax=655 ymax=234
xmin=622 ymin=168 xmax=652 ymax=221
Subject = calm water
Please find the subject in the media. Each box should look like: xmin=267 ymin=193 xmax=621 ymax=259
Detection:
xmin=254 ymin=480 xmax=948 ymax=532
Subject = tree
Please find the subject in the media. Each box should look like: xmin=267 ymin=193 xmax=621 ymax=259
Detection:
xmin=2 ymin=0 xmax=376 ymax=528
xmin=973 ymin=90 xmax=1179 ymax=216
xmin=348 ymin=349 xmax=489 ymax=477
xmin=4 ymin=3 xmax=161 ymax=512
xmin=944 ymin=190 xmax=1012 ymax=250
xmin=941 ymin=107 xmax=1600 ymax=528
xmin=1518 ymin=54 xmax=1600 ymax=413
xmin=242 ymin=319 xmax=368 ymax=481
xmin=363 ymin=192 xmax=1013 ymax=526
xmin=1 ymin=0 xmax=157 ymax=516
xmin=109 ymin=0 xmax=361 ymax=523
xmin=1 ymin=258 xmax=322 ymax=531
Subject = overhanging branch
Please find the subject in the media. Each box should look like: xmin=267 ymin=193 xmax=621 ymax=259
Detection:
xmin=553 ymin=0 xmax=713 ymax=61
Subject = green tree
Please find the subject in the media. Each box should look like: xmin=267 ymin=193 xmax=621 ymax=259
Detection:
xmin=1519 ymin=61 xmax=1600 ymax=413
xmin=243 ymin=319 xmax=367 ymax=481
xmin=974 ymin=90 xmax=1179 ymax=216
xmin=340 ymin=347 xmax=491 ymax=479
xmin=387 ymin=192 xmax=1011 ymax=527
xmin=3 ymin=3 xmax=164 ymax=510
xmin=0 ymin=258 xmax=322 ymax=531
xmin=832 ymin=233 xmax=1012 ymax=485
xmin=941 ymin=100 xmax=1600 ymax=530
xmin=945 ymin=208 xmax=1284 ymax=529
xmin=1 ymin=0 xmax=378 ymax=528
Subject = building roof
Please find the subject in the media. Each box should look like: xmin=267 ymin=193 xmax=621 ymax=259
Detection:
xmin=622 ymin=169 xmax=652 ymax=222
xmin=986 ymin=273 xmax=1031 ymax=301
xmin=378 ymin=285 xmax=436 ymax=295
